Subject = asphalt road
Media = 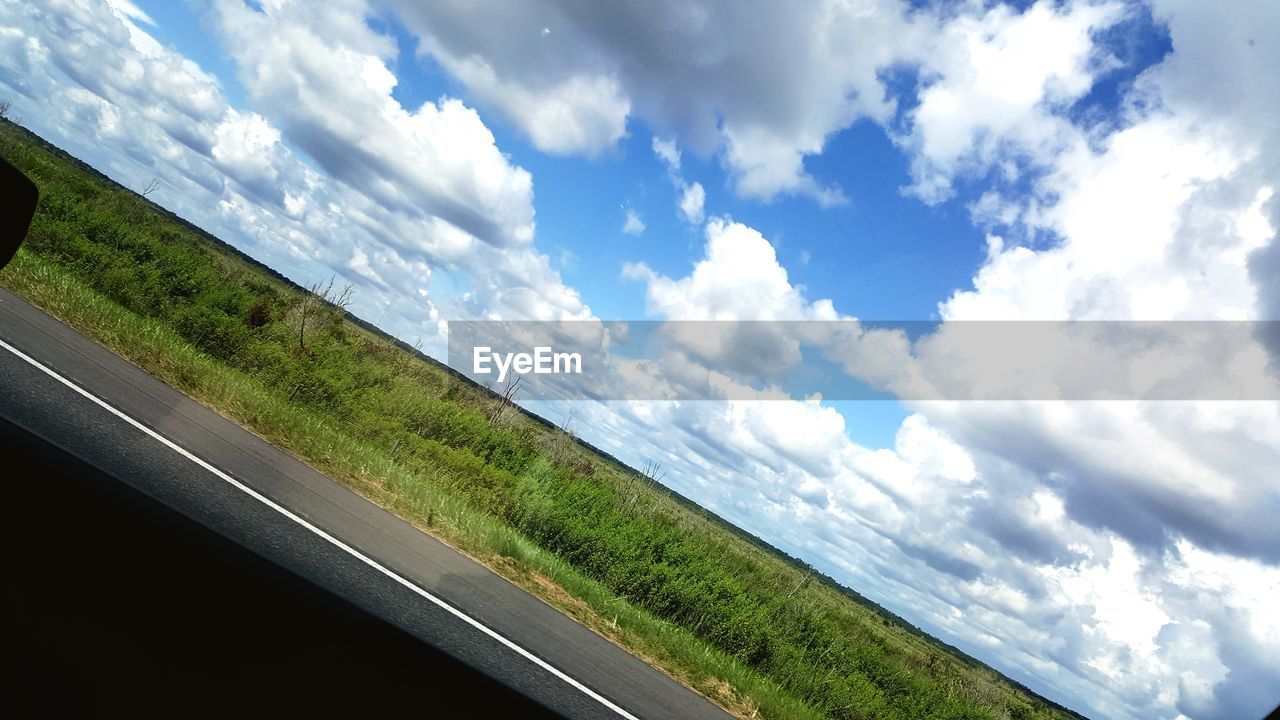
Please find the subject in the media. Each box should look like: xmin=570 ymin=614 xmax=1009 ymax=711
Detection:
xmin=0 ymin=288 xmax=734 ymax=720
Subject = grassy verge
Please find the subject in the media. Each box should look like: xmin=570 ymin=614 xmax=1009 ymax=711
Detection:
xmin=0 ymin=118 xmax=1084 ymax=720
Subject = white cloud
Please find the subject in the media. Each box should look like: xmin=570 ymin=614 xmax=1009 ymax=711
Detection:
xmin=649 ymin=136 xmax=707 ymax=224
xmin=384 ymin=0 xmax=1129 ymax=209
xmin=624 ymin=217 xmax=839 ymax=321
xmin=617 ymin=134 xmax=1280 ymax=717
xmin=205 ymin=0 xmax=594 ymax=326
xmin=651 ymin=136 xmax=680 ymax=175
xmin=210 ymin=109 xmax=286 ymax=205
xmin=438 ymin=56 xmax=629 ymax=156
xmin=103 ymin=0 xmax=155 ymax=26
xmin=0 ymin=0 xmax=592 ymax=357
xmin=213 ymin=0 xmax=537 ymax=250
xmin=387 ymin=0 xmax=926 ymax=204
xmin=942 ymin=116 xmax=1248 ymax=321
xmin=678 ymin=181 xmax=705 ymax=224
xmin=622 ymin=207 xmax=645 ymax=236
xmin=721 ymin=123 xmax=849 ymax=206
xmin=902 ymin=0 xmax=1125 ymax=203
xmin=887 ymin=1 xmax=1280 ymax=716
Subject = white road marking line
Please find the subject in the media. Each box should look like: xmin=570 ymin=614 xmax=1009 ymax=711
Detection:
xmin=0 ymin=337 xmax=640 ymax=720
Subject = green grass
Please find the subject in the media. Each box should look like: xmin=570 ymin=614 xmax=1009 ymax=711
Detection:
xmin=0 ymin=118 xmax=1084 ymax=720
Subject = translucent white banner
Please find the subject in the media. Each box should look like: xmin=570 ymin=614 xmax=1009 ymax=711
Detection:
xmin=446 ymin=321 xmax=1280 ymax=401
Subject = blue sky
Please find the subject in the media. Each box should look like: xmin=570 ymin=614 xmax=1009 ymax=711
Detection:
xmin=133 ymin=0 xmax=1012 ymax=326
xmin=128 ymin=0 xmax=1174 ymax=324
xmin=127 ymin=0 xmax=1166 ymax=452
xmin=3 ymin=2 xmax=1280 ymax=718
xmin=130 ymin=0 xmax=985 ymax=448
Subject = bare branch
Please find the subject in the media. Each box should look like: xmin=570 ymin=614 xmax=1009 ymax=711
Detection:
xmin=559 ymin=408 xmax=578 ymax=436
xmin=487 ymin=375 xmax=523 ymax=425
xmin=641 ymin=459 xmax=666 ymax=484
xmin=621 ymin=459 xmax=666 ymax=516
xmin=295 ymin=277 xmax=331 ymax=352
xmin=141 ymin=177 xmax=160 ymax=199
xmin=295 ymin=290 xmax=317 ymax=352
xmin=333 ymin=282 xmax=355 ymax=310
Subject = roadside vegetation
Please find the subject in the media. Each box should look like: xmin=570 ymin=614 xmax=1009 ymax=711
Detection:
xmin=1 ymin=118 xmax=1084 ymax=720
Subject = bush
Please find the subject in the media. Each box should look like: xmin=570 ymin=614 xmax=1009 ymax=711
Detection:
xmin=246 ymin=298 xmax=273 ymax=328
xmin=173 ymin=301 xmax=250 ymax=361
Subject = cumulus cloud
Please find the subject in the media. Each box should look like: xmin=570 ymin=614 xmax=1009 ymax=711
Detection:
xmin=441 ymin=56 xmax=630 ymax=156
xmin=212 ymin=0 xmax=537 ymax=250
xmin=388 ymin=0 xmax=925 ymax=204
xmin=624 ymin=218 xmax=839 ymax=321
xmin=206 ymin=0 xmax=595 ymax=325
xmin=0 ymin=0 xmax=593 ymax=355
xmin=613 ymin=25 xmax=1280 ymax=700
xmin=905 ymin=3 xmax=1278 ymax=716
xmin=901 ymin=0 xmax=1125 ymax=203
xmin=917 ymin=0 xmax=1280 ymax=564
xmin=210 ymin=109 xmax=287 ymax=206
xmin=385 ymin=0 xmax=1129 ymax=208
xmin=610 ymin=220 xmax=1278 ymax=720
xmin=881 ymin=5 xmax=1280 ymax=713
